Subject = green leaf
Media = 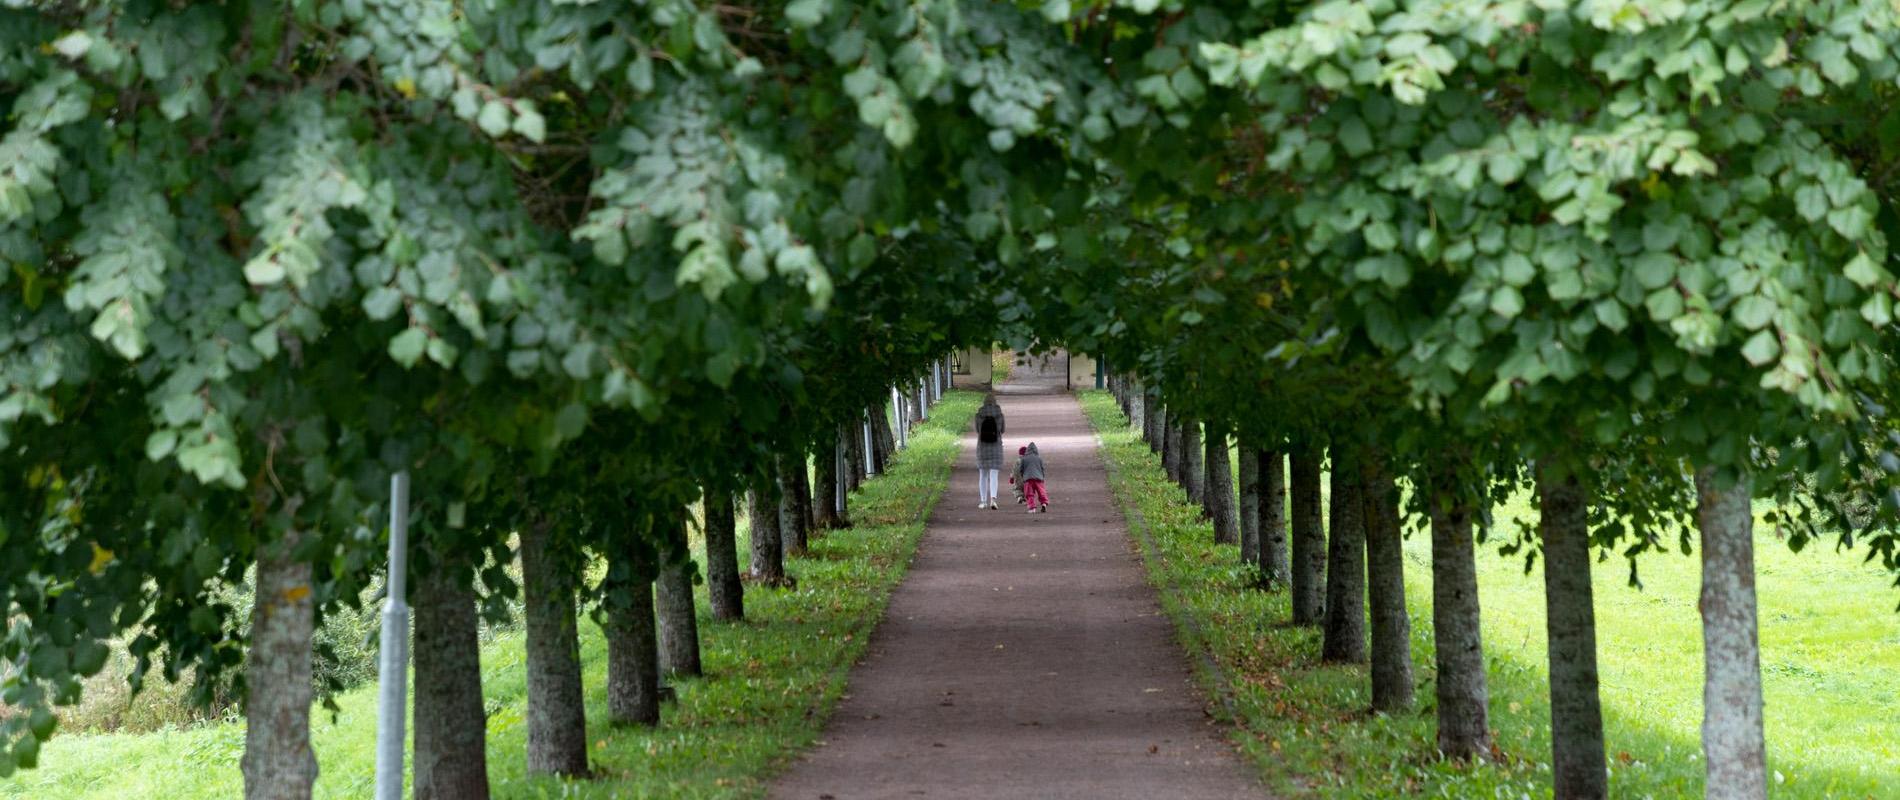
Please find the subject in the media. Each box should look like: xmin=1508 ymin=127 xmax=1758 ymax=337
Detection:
xmin=144 ymin=430 xmax=178 ymax=461
xmin=388 ymin=327 xmax=428 ymax=367
xmin=1740 ymin=330 xmax=1779 ymax=366
xmin=1500 ymin=253 xmax=1534 ymax=287
xmin=1843 ymin=251 xmax=1883 ymax=288
xmin=1646 ymin=288 xmax=1684 ymax=322
xmin=786 ymin=0 xmax=831 ymax=29
xmin=512 ymin=105 xmax=546 ymax=143
xmin=1732 ymin=295 xmax=1775 ymax=330
xmin=1795 ymin=185 xmax=1828 ymax=222
xmin=477 ymin=101 xmax=510 ymax=138
xmin=243 ymin=254 xmax=286 ymax=286
xmin=1489 ymin=285 xmax=1523 ymax=318
xmin=362 ymin=287 xmax=403 ymax=320
xmin=1486 ymin=151 xmax=1524 ymax=185
xmin=554 ymin=402 xmax=588 ymax=440
xmin=1634 ymin=254 xmax=1676 ymax=290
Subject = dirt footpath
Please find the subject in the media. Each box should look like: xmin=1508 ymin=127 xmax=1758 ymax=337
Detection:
xmin=769 ymin=362 xmax=1262 ymax=799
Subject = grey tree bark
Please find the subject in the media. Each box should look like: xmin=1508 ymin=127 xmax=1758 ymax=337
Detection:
xmin=520 ymin=519 xmax=589 ymax=775
xmin=1289 ymin=446 xmax=1327 ymax=625
xmin=1322 ymin=446 xmax=1367 ymax=663
xmin=1205 ymin=423 xmax=1238 ymax=545
xmin=845 ymin=419 xmax=865 ymax=492
xmin=242 ymin=529 xmax=318 ymax=800
xmin=1237 ymin=443 xmax=1261 ymax=566
xmin=747 ymin=484 xmax=788 ymax=586
xmin=412 ymin=558 xmax=490 ymax=800
xmin=656 ymin=516 xmax=702 ymax=677
xmin=604 ymin=574 xmax=660 ymax=727
xmin=1538 ymin=463 xmax=1607 ymax=800
xmin=813 ymin=437 xmax=842 ymax=530
xmin=837 ymin=424 xmax=857 ymax=519
xmin=1184 ymin=421 xmax=1206 ymax=510
xmin=1128 ymin=381 xmax=1146 ymax=435
xmin=702 ymin=489 xmax=744 ymax=621
xmin=779 ymin=453 xmax=810 ymax=557
xmin=1145 ymin=397 xmax=1163 ymax=453
xmin=1162 ymin=416 xmax=1183 ymax=485
xmin=1426 ymin=469 xmax=1492 ymax=761
xmin=1695 ymin=466 xmax=1766 ymax=800
xmin=869 ymin=404 xmax=896 ymax=471
xmin=1258 ymin=450 xmax=1291 ymax=587
xmin=1360 ymin=450 xmax=1415 ymax=712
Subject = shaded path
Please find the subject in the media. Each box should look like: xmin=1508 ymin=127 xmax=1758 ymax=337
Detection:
xmin=770 ymin=356 xmax=1260 ymax=799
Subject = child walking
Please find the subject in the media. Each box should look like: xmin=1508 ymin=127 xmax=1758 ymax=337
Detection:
xmin=1009 ymin=445 xmax=1028 ymax=505
xmin=1016 ymin=442 xmax=1049 ymax=513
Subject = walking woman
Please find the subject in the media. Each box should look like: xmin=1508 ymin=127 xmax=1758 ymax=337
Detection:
xmin=974 ymin=393 xmax=1005 ymax=509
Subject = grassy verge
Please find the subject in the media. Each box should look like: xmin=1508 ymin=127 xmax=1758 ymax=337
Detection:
xmin=3 ymin=391 xmax=981 ymax=800
xmin=1078 ymin=391 xmax=1898 ymax=800
xmin=991 ymin=349 xmax=1012 ymax=383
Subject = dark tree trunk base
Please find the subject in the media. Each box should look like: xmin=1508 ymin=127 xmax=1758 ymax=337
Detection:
xmin=1290 ymin=446 xmax=1327 ymax=625
xmin=1361 ymin=450 xmax=1415 ymax=713
xmin=1539 ymin=465 xmax=1607 ymax=800
xmin=522 ymin=519 xmax=590 ymax=776
xmin=1322 ymin=445 xmax=1367 ymax=664
xmin=413 ymin=557 xmax=491 ymax=800
xmin=703 ymin=489 xmax=744 ymax=622
xmin=242 ymin=530 xmax=318 ymax=800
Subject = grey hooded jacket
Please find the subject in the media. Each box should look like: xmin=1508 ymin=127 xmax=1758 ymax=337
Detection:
xmin=1016 ymin=442 xmax=1045 ymax=482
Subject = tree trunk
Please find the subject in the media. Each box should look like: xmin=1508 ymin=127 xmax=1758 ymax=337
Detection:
xmin=1290 ymin=445 xmax=1327 ymax=625
xmin=242 ymin=529 xmax=318 ymax=800
xmin=1322 ymin=445 xmax=1367 ymax=663
xmin=1427 ymin=468 xmax=1492 ymax=761
xmin=813 ymin=437 xmax=842 ymax=531
xmin=656 ymin=517 xmax=702 ymax=678
xmin=1538 ymin=463 xmax=1607 ymax=800
xmin=703 ymin=489 xmax=744 ymax=622
xmin=1162 ymin=416 xmax=1182 ymax=484
xmin=604 ymin=575 xmax=660 ymax=727
xmin=1237 ymin=443 xmax=1261 ymax=566
xmin=1145 ymin=397 xmax=1163 ymax=453
xmin=412 ymin=558 xmax=490 ymax=800
xmin=1205 ymin=423 xmax=1238 ymax=545
xmin=1695 ymin=466 xmax=1766 ymax=800
xmin=836 ymin=425 xmax=856 ymax=522
xmin=779 ymin=453 xmax=810 ymax=557
xmin=520 ymin=519 xmax=589 ymax=776
xmin=1129 ymin=382 xmax=1146 ymax=435
xmin=1184 ymin=421 xmax=1206 ymax=510
xmin=747 ymin=486 xmax=786 ymax=585
xmin=846 ymin=420 xmax=865 ymax=491
xmin=870 ymin=404 xmax=896 ymax=471
xmin=1259 ymin=449 xmax=1291 ymax=587
xmin=1360 ymin=450 xmax=1415 ymax=712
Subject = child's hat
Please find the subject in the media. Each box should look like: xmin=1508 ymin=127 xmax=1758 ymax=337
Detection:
xmin=1018 ymin=445 xmax=1028 ymax=454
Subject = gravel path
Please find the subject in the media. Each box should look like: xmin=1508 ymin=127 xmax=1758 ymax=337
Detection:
xmin=769 ymin=357 xmax=1262 ymax=800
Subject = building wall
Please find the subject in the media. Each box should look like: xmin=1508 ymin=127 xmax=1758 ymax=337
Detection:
xmin=958 ymin=346 xmax=993 ymax=386
xmin=1067 ymin=352 xmax=1097 ymax=390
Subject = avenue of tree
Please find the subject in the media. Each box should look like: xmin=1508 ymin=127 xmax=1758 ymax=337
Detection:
xmin=3 ymin=3 xmax=1899 ymax=800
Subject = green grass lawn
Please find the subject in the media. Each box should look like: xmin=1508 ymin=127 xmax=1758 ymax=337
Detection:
xmin=1078 ymin=390 xmax=1900 ymax=799
xmin=1 ymin=391 xmax=980 ymax=800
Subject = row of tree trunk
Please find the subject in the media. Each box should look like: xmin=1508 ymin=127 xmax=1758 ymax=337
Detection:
xmin=1107 ymin=374 xmax=1768 ymax=798
xmin=349 ymin=377 xmax=952 ymax=800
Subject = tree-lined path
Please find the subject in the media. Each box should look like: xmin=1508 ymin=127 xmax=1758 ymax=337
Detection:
xmin=770 ymin=357 xmax=1259 ymax=800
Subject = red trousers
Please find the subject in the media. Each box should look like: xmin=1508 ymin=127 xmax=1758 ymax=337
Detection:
xmin=1023 ymin=479 xmax=1049 ymax=510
